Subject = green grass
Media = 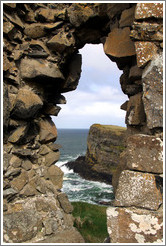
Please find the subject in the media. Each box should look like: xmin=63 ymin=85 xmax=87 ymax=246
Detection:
xmin=71 ymin=202 xmax=108 ymax=243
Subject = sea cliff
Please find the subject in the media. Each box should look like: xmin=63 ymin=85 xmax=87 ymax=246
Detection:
xmin=66 ymin=124 xmax=126 ymax=184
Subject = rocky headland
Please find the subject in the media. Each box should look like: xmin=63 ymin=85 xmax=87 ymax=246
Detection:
xmin=66 ymin=124 xmax=126 ymax=184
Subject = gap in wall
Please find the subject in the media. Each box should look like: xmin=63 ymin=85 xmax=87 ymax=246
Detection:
xmin=52 ymin=43 xmax=127 ymax=129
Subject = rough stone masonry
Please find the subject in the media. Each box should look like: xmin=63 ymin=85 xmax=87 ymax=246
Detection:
xmin=3 ymin=2 xmax=163 ymax=243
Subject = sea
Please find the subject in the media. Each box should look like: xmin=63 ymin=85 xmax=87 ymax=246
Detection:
xmin=56 ymin=129 xmax=114 ymax=205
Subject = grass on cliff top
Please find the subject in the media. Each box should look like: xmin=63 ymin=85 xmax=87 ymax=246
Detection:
xmin=71 ymin=202 xmax=108 ymax=243
xmin=93 ymin=124 xmax=126 ymax=135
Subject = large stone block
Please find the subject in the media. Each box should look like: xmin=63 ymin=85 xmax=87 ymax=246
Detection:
xmin=107 ymin=206 xmax=163 ymax=243
xmin=57 ymin=193 xmax=73 ymax=214
xmin=12 ymin=88 xmax=43 ymax=119
xmin=44 ymin=151 xmax=60 ymax=167
xmin=135 ymin=41 xmax=158 ymax=67
xmin=142 ymin=53 xmax=163 ymax=129
xmin=127 ymin=134 xmax=163 ymax=173
xmin=114 ymin=170 xmax=162 ymax=210
xmin=125 ymin=93 xmax=146 ymax=125
xmin=45 ymin=165 xmax=63 ymax=189
xmin=39 ymin=118 xmax=57 ymax=144
xmin=119 ymin=5 xmax=136 ymax=28
xmin=104 ymin=27 xmax=136 ymax=58
xmin=135 ymin=3 xmax=163 ymax=20
xmin=47 ymin=30 xmax=75 ymax=53
xmin=20 ymin=58 xmax=64 ymax=81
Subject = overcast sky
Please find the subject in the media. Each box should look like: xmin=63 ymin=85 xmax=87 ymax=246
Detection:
xmin=53 ymin=44 xmax=128 ymax=129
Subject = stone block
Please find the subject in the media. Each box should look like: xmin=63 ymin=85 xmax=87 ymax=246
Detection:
xmin=47 ymin=30 xmax=75 ymax=53
xmin=12 ymin=88 xmax=43 ymax=119
xmin=135 ymin=3 xmax=163 ymax=20
xmin=119 ymin=6 xmax=136 ymax=28
xmin=43 ymin=104 xmax=61 ymax=116
xmin=46 ymin=165 xmax=63 ymax=189
xmin=22 ymin=159 xmax=32 ymax=171
xmin=57 ymin=193 xmax=73 ymax=214
xmin=135 ymin=41 xmax=158 ymax=67
xmin=129 ymin=65 xmax=143 ymax=82
xmin=125 ymin=93 xmax=146 ymax=125
xmin=44 ymin=151 xmax=60 ymax=167
xmin=67 ymin=4 xmax=94 ymax=27
xmin=11 ymin=171 xmax=28 ymax=192
xmin=131 ymin=22 xmax=163 ymax=41
xmin=114 ymin=170 xmax=162 ymax=210
xmin=8 ymin=125 xmax=28 ymax=144
xmin=104 ymin=27 xmax=136 ymax=58
xmin=20 ymin=58 xmax=64 ymax=81
xmin=142 ymin=53 xmax=163 ymax=129
xmin=127 ymin=134 xmax=163 ymax=173
xmin=39 ymin=118 xmax=57 ymax=144
xmin=107 ymin=206 xmax=163 ymax=243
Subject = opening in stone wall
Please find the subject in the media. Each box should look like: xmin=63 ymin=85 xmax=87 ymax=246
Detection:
xmin=52 ymin=44 xmax=127 ymax=206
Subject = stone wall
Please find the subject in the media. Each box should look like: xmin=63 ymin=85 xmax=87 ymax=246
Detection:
xmin=3 ymin=3 xmax=163 ymax=243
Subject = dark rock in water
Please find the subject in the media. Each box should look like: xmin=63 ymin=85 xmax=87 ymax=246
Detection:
xmin=65 ymin=156 xmax=112 ymax=184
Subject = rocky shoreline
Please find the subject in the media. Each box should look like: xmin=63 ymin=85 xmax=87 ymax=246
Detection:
xmin=64 ymin=155 xmax=113 ymax=185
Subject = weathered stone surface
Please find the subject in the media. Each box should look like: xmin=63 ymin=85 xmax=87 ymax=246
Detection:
xmin=39 ymin=118 xmax=57 ymax=144
xmin=57 ymin=193 xmax=73 ymax=214
xmin=8 ymin=125 xmax=28 ymax=144
xmin=36 ymin=7 xmax=66 ymax=22
xmin=107 ymin=206 xmax=163 ymax=243
xmin=131 ymin=22 xmax=163 ymax=41
xmin=12 ymin=88 xmax=43 ymax=119
xmin=61 ymin=54 xmax=82 ymax=92
xmin=3 ymin=188 xmax=18 ymax=199
xmin=44 ymin=104 xmax=61 ymax=116
xmin=38 ymin=228 xmax=85 ymax=243
xmin=127 ymin=134 xmax=163 ymax=173
xmin=119 ymin=6 xmax=136 ymax=28
xmin=11 ymin=171 xmax=28 ymax=192
xmin=4 ymin=168 xmax=21 ymax=178
xmin=10 ymin=155 xmax=22 ymax=168
xmin=135 ymin=41 xmax=158 ymax=67
xmin=20 ymin=183 xmax=37 ymax=197
xmin=3 ymin=209 xmax=42 ymax=243
xmin=67 ymin=4 xmax=95 ymax=27
xmin=4 ymin=12 xmax=24 ymax=28
xmin=142 ymin=53 xmax=163 ymax=129
xmin=20 ymin=58 xmax=64 ymax=81
xmin=45 ymin=165 xmax=63 ymax=189
xmin=22 ymin=159 xmax=32 ymax=171
xmin=47 ymin=30 xmax=75 ymax=53
xmin=129 ymin=65 xmax=143 ymax=82
xmin=125 ymin=93 xmax=146 ymax=125
xmin=3 ymin=21 xmax=15 ymax=35
xmin=39 ymin=144 xmax=50 ymax=155
xmin=43 ymin=218 xmax=58 ymax=235
xmin=44 ymin=151 xmax=60 ymax=167
xmin=104 ymin=28 xmax=136 ymax=58
xmin=114 ymin=170 xmax=162 ymax=210
xmin=103 ymin=3 xmax=130 ymax=19
xmin=24 ymin=24 xmax=46 ymax=38
xmin=3 ymin=83 xmax=10 ymax=143
xmin=135 ymin=3 xmax=163 ymax=20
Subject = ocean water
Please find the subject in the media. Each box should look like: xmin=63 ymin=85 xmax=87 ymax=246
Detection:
xmin=56 ymin=129 xmax=114 ymax=205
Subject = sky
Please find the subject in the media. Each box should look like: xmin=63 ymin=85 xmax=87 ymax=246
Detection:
xmin=53 ymin=44 xmax=128 ymax=129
